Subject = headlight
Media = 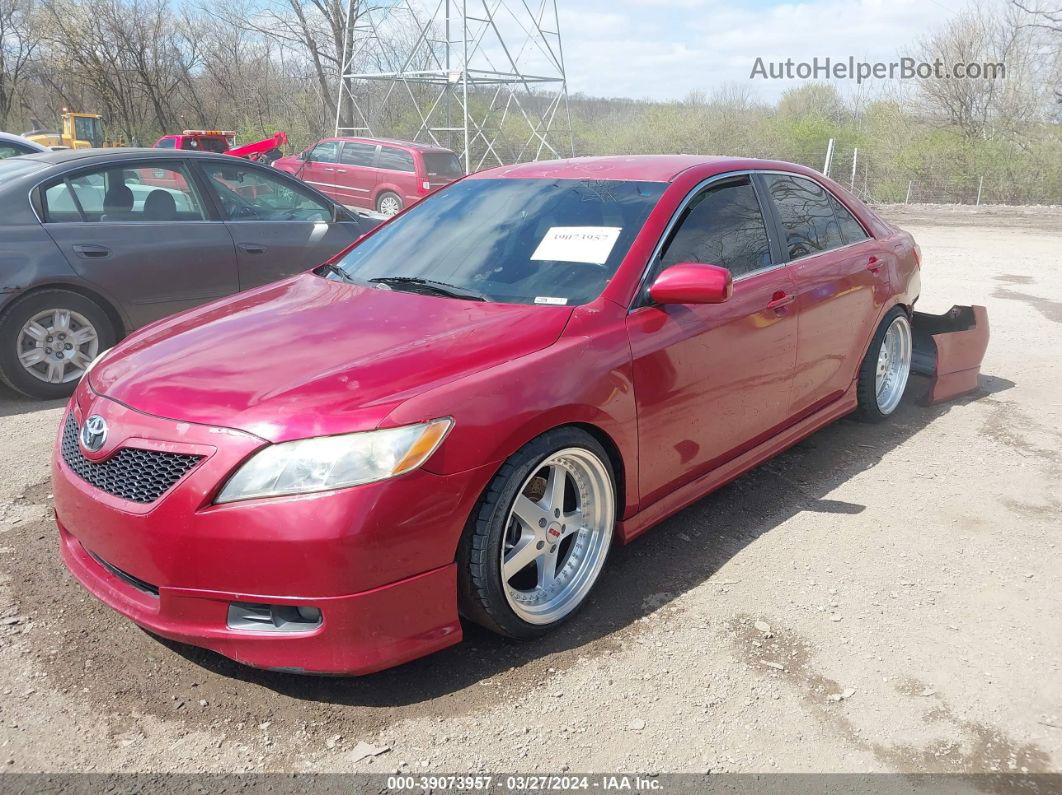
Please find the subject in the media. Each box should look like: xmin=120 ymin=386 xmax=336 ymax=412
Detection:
xmin=215 ymin=418 xmax=452 ymax=503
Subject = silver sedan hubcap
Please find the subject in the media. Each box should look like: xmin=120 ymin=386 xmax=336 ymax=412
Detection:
xmin=875 ymin=315 xmax=912 ymax=414
xmin=379 ymin=196 xmax=401 ymax=215
xmin=501 ymin=448 xmax=614 ymax=625
xmin=17 ymin=309 xmax=99 ymax=384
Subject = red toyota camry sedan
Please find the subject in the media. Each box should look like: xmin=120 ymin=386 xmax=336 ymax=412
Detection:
xmin=52 ymin=155 xmax=920 ymax=675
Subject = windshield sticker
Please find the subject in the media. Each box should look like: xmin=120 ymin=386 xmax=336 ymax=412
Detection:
xmin=531 ymin=226 xmax=621 ymax=265
xmin=534 ymin=296 xmax=569 ymax=305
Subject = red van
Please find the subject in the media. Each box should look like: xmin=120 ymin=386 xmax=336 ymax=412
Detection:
xmin=273 ymin=137 xmax=464 ymax=216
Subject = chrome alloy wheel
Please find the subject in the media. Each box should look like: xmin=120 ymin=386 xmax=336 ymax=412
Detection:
xmin=875 ymin=314 xmax=912 ymax=415
xmin=500 ymin=448 xmax=614 ymax=625
xmin=17 ymin=309 xmax=99 ymax=384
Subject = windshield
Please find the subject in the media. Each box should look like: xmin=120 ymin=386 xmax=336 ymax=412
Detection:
xmin=73 ymin=116 xmax=104 ymax=148
xmin=329 ymin=178 xmax=665 ymax=305
xmin=422 ymin=152 xmax=463 ymax=178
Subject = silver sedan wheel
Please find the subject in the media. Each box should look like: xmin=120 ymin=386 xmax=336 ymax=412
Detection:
xmin=377 ymin=194 xmax=402 ymax=216
xmin=875 ymin=314 xmax=912 ymax=415
xmin=501 ymin=448 xmax=614 ymax=625
xmin=17 ymin=309 xmax=99 ymax=385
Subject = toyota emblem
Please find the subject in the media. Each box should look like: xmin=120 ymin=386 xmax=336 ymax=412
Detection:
xmin=80 ymin=415 xmax=108 ymax=453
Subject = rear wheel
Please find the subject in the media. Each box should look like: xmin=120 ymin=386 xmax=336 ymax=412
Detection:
xmin=376 ymin=191 xmax=402 ymax=216
xmin=458 ymin=428 xmax=616 ymax=638
xmin=0 ymin=290 xmax=116 ymax=400
xmin=855 ymin=307 xmax=912 ymax=422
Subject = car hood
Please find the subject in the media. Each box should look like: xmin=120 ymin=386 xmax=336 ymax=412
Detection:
xmin=91 ymin=274 xmax=573 ymax=442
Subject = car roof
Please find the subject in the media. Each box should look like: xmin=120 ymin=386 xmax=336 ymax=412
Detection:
xmin=469 ymin=154 xmax=819 ymax=183
xmin=321 ymin=136 xmax=456 ymax=154
xmin=0 ymin=131 xmax=48 ymax=151
xmin=15 ymin=147 xmax=244 ymax=165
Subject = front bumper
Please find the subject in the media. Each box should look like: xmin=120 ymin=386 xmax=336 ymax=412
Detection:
xmin=58 ymin=521 xmax=460 ymax=674
xmin=51 ymin=388 xmax=496 ymax=674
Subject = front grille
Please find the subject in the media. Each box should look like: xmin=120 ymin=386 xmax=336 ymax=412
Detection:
xmin=88 ymin=550 xmax=160 ymax=597
xmin=61 ymin=415 xmax=202 ymax=504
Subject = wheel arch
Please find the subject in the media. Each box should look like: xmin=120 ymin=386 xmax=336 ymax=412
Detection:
xmin=1 ymin=282 xmax=127 ymax=340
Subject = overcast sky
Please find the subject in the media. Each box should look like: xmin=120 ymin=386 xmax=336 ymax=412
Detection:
xmin=553 ymin=0 xmax=965 ymax=101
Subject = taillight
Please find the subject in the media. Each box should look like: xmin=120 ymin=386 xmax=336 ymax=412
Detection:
xmin=421 ymin=180 xmax=430 ymax=191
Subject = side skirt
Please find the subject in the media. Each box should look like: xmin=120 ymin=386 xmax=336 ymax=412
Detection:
xmin=616 ymin=382 xmax=858 ymax=544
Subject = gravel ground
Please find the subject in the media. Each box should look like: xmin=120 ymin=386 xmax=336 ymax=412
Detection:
xmin=0 ymin=205 xmax=1059 ymax=775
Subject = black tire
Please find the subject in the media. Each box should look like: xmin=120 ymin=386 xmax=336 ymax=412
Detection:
xmin=457 ymin=426 xmax=616 ymax=639
xmin=376 ymin=191 xmax=403 ymax=216
xmin=854 ymin=306 xmax=910 ymax=423
xmin=0 ymin=290 xmax=117 ymax=400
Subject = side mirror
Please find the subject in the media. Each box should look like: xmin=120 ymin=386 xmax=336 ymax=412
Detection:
xmin=299 ymin=150 xmax=312 ymax=162
xmin=331 ymin=203 xmax=351 ymax=223
xmin=649 ymin=263 xmax=732 ymax=305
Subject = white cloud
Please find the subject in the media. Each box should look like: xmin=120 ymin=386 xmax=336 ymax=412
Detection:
xmin=558 ymin=0 xmax=971 ymax=101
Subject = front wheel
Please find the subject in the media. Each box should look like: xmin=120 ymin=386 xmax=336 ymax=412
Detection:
xmin=855 ymin=307 xmax=912 ymax=422
xmin=458 ymin=428 xmax=616 ymax=639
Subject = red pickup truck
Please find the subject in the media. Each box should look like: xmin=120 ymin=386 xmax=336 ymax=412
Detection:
xmin=153 ymin=130 xmax=288 ymax=163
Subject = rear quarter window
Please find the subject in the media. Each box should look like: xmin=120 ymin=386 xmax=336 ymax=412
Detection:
xmin=376 ymin=147 xmax=415 ymax=173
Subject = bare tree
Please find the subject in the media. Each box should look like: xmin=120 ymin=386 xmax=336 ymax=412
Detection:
xmin=0 ymin=0 xmax=37 ymax=128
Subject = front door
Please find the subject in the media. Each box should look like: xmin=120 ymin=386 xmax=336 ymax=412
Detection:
xmin=40 ymin=161 xmax=238 ymax=329
xmin=626 ymin=176 xmax=799 ymax=505
xmin=299 ymin=140 xmax=341 ymax=201
xmin=197 ymin=160 xmax=361 ymax=289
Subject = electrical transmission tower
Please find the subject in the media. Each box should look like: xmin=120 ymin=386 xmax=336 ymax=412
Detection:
xmin=334 ymin=0 xmax=574 ymax=173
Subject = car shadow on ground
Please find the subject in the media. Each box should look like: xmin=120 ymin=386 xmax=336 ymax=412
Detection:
xmin=0 ymin=384 xmax=66 ymax=418
xmin=155 ymin=374 xmax=1014 ymax=706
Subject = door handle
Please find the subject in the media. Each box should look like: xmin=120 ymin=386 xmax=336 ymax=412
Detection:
xmin=71 ymin=244 xmax=110 ymax=258
xmin=866 ymin=256 xmax=884 ymax=273
xmin=335 ymin=168 xmax=348 ymax=174
xmin=766 ymin=291 xmax=796 ymax=310
xmin=238 ymin=243 xmax=266 ymax=254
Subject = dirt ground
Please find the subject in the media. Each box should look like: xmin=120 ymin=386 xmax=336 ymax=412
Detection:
xmin=0 ymin=204 xmax=1059 ymax=775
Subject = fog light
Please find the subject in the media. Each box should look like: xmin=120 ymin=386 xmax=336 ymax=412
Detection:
xmin=227 ymin=602 xmax=322 ymax=633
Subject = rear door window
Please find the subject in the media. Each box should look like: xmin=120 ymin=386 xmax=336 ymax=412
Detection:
xmin=340 ymin=142 xmax=378 ymax=166
xmin=376 ymin=146 xmax=415 ymax=173
xmin=41 ymin=164 xmax=207 ymax=222
xmin=763 ymin=174 xmax=846 ymax=259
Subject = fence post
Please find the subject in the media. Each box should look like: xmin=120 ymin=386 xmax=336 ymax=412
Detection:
xmin=905 ymin=180 xmax=912 ymax=204
xmin=823 ymin=138 xmax=834 ymax=177
xmin=849 ymin=147 xmax=858 ymax=190
xmin=976 ymin=175 xmax=984 ymax=206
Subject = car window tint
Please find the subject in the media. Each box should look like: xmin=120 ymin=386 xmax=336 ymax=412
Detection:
xmin=423 ymin=152 xmax=463 ymax=178
xmin=310 ymin=141 xmax=339 ymax=163
xmin=658 ymin=179 xmax=772 ymax=278
xmin=156 ymin=138 xmax=176 ymax=149
xmin=827 ymin=193 xmax=869 ymax=245
xmin=0 ymin=143 xmax=28 ymax=159
xmin=765 ymin=174 xmax=845 ymax=259
xmin=202 ymin=162 xmax=331 ymax=223
xmin=340 ymin=142 xmax=377 ymax=166
xmin=376 ymin=146 xmax=415 ymax=172
xmin=42 ymin=164 xmax=207 ymax=222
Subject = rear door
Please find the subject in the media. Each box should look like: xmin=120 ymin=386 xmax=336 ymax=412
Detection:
xmin=334 ymin=141 xmax=380 ymax=209
xmin=39 ymin=160 xmax=238 ymax=329
xmin=757 ymin=173 xmax=889 ymax=416
xmin=298 ymin=140 xmax=341 ymax=201
xmin=196 ymin=159 xmax=363 ymax=289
